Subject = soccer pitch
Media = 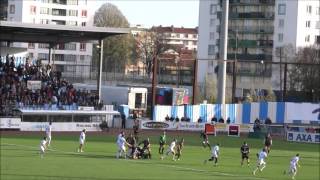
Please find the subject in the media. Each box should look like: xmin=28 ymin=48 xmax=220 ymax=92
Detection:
xmin=1 ymin=131 xmax=319 ymax=180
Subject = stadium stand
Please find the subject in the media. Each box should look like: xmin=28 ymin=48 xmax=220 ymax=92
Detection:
xmin=0 ymin=54 xmax=103 ymax=116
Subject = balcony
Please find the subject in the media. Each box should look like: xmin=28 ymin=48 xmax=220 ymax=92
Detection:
xmin=227 ymin=53 xmax=272 ymax=61
xmin=52 ymin=0 xmax=67 ymax=5
xmin=229 ymin=12 xmax=274 ymax=20
xmin=228 ymin=26 xmax=273 ymax=34
xmin=226 ymin=62 xmax=272 ymax=77
xmin=52 ymin=8 xmax=67 ymax=16
xmin=230 ymin=0 xmax=275 ymax=6
xmin=229 ymin=39 xmax=273 ymax=48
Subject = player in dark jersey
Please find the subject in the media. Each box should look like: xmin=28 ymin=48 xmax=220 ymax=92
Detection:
xmin=200 ymin=131 xmax=210 ymax=148
xmin=159 ymin=131 xmax=166 ymax=157
xmin=175 ymin=138 xmax=184 ymax=161
xmin=264 ymin=133 xmax=272 ymax=154
xmin=240 ymin=141 xmax=250 ymax=166
xmin=139 ymin=138 xmax=151 ymax=159
xmin=126 ymin=133 xmax=136 ymax=158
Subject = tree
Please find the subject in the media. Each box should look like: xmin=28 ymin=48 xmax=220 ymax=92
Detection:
xmin=93 ymin=3 xmax=134 ymax=73
xmin=287 ymin=46 xmax=320 ymax=101
xmin=134 ymin=28 xmax=173 ymax=76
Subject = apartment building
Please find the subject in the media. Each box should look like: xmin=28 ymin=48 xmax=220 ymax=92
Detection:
xmin=152 ymin=26 xmax=198 ymax=51
xmin=197 ymin=0 xmax=320 ymax=100
xmin=272 ymin=0 xmax=320 ymax=89
xmin=1 ymin=0 xmax=94 ymax=79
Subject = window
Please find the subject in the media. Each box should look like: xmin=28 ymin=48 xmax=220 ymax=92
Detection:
xmin=65 ymin=43 xmax=76 ymax=50
xmin=317 ymin=7 xmax=320 ymax=15
xmin=81 ymin=10 xmax=87 ymax=17
xmin=38 ymin=53 xmax=49 ymax=60
xmin=40 ymin=19 xmax=49 ymax=24
xmin=81 ymin=22 xmax=86 ymax=26
xmin=307 ymin=6 xmax=312 ymax=14
xmin=305 ymin=35 xmax=310 ymax=42
xmin=306 ymin=21 xmax=311 ymax=28
xmin=68 ymin=10 xmax=78 ymax=16
xmin=193 ymin=41 xmax=197 ymax=45
xmin=68 ymin=0 xmax=78 ymax=5
xmin=68 ymin=21 xmax=77 ymax=26
xmin=316 ymin=35 xmax=320 ymax=44
xmin=52 ymin=8 xmax=66 ymax=16
xmin=9 ymin=5 xmax=15 ymax=14
xmin=40 ymin=7 xmax=49 ymax=14
xmin=208 ymin=45 xmax=215 ymax=55
xmin=278 ymin=19 xmax=284 ymax=28
xmin=210 ymin=32 xmax=215 ymax=40
xmin=278 ymin=4 xmax=286 ymax=15
xmin=80 ymin=43 xmax=86 ymax=51
xmin=210 ymin=4 xmax=217 ymax=15
xmin=278 ymin=33 xmax=283 ymax=42
xmin=184 ymin=34 xmax=188 ymax=38
xmin=193 ymin=34 xmax=197 ymax=38
xmin=80 ymin=55 xmax=85 ymax=61
xmin=210 ymin=18 xmax=215 ymax=27
xmin=38 ymin=43 xmax=49 ymax=49
xmin=30 ymin=6 xmax=36 ymax=15
xmin=41 ymin=0 xmax=49 ymax=3
xmin=316 ymin=21 xmax=320 ymax=29
xmin=28 ymin=43 xmax=35 ymax=49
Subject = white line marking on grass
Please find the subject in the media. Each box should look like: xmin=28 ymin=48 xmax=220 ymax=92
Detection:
xmin=2 ymin=143 xmax=266 ymax=180
xmin=125 ymin=159 xmax=266 ymax=180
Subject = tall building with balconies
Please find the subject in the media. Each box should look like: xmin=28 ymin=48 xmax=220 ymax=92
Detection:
xmin=198 ymin=0 xmax=275 ymax=101
xmin=1 ymin=0 xmax=94 ymax=79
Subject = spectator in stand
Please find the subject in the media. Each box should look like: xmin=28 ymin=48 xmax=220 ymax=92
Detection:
xmin=186 ymin=117 xmax=191 ymax=122
xmin=265 ymin=117 xmax=272 ymax=125
xmin=226 ymin=117 xmax=231 ymax=124
xmin=170 ymin=116 xmax=174 ymax=122
xmin=218 ymin=117 xmax=225 ymax=123
xmin=165 ymin=114 xmax=170 ymax=121
xmin=180 ymin=116 xmax=185 ymax=122
xmin=253 ymin=118 xmax=261 ymax=132
xmin=175 ymin=117 xmax=180 ymax=122
xmin=211 ymin=116 xmax=218 ymax=123
xmin=198 ymin=117 xmax=203 ymax=123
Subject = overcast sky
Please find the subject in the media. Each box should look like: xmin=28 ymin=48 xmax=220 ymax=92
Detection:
xmin=94 ymin=0 xmax=199 ymax=28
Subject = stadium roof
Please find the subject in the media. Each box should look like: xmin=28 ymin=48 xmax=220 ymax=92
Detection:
xmin=0 ymin=21 xmax=130 ymax=44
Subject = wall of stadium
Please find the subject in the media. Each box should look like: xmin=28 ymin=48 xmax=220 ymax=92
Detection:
xmin=153 ymin=102 xmax=320 ymax=124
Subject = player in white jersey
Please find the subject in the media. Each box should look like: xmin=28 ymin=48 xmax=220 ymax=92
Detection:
xmin=45 ymin=121 xmax=52 ymax=147
xmin=253 ymin=148 xmax=268 ymax=175
xmin=78 ymin=129 xmax=86 ymax=152
xmin=116 ymin=132 xmax=131 ymax=159
xmin=39 ymin=137 xmax=47 ymax=158
xmin=284 ymin=154 xmax=300 ymax=179
xmin=162 ymin=139 xmax=177 ymax=160
xmin=204 ymin=143 xmax=220 ymax=166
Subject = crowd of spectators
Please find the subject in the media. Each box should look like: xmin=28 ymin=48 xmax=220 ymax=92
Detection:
xmin=0 ymin=54 xmax=102 ymax=116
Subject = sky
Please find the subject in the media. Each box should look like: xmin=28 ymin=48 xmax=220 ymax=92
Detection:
xmin=94 ymin=0 xmax=199 ymax=28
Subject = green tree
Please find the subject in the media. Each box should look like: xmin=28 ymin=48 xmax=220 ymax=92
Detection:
xmin=288 ymin=46 xmax=320 ymax=101
xmin=93 ymin=3 xmax=134 ymax=73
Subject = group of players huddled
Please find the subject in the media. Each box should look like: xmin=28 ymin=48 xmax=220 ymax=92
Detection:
xmin=39 ymin=122 xmax=300 ymax=179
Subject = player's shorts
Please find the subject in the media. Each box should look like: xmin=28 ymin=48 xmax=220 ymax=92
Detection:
xmin=203 ymin=140 xmax=209 ymax=144
xmin=290 ymin=164 xmax=297 ymax=172
xmin=79 ymin=139 xmax=85 ymax=145
xmin=242 ymin=153 xmax=249 ymax=159
xmin=159 ymin=142 xmax=165 ymax=146
xmin=118 ymin=145 xmax=126 ymax=152
xmin=167 ymin=148 xmax=175 ymax=154
xmin=40 ymin=146 xmax=45 ymax=153
xmin=47 ymin=135 xmax=51 ymax=141
xmin=257 ymin=159 xmax=266 ymax=166
xmin=212 ymin=153 xmax=218 ymax=158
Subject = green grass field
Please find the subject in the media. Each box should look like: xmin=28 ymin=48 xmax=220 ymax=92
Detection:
xmin=1 ymin=132 xmax=319 ymax=180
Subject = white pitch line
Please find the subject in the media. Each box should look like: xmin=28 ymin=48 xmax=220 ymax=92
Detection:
xmin=126 ymin=160 xmax=266 ymax=180
xmin=2 ymin=143 xmax=266 ymax=180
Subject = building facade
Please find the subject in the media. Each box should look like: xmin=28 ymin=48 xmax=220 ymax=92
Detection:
xmin=272 ymin=0 xmax=320 ymax=90
xmin=197 ymin=0 xmax=320 ymax=101
xmin=152 ymin=26 xmax=198 ymax=51
xmin=1 ymin=0 xmax=94 ymax=79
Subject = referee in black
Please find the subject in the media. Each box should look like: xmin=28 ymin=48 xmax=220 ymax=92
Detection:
xmin=240 ymin=141 xmax=250 ymax=166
